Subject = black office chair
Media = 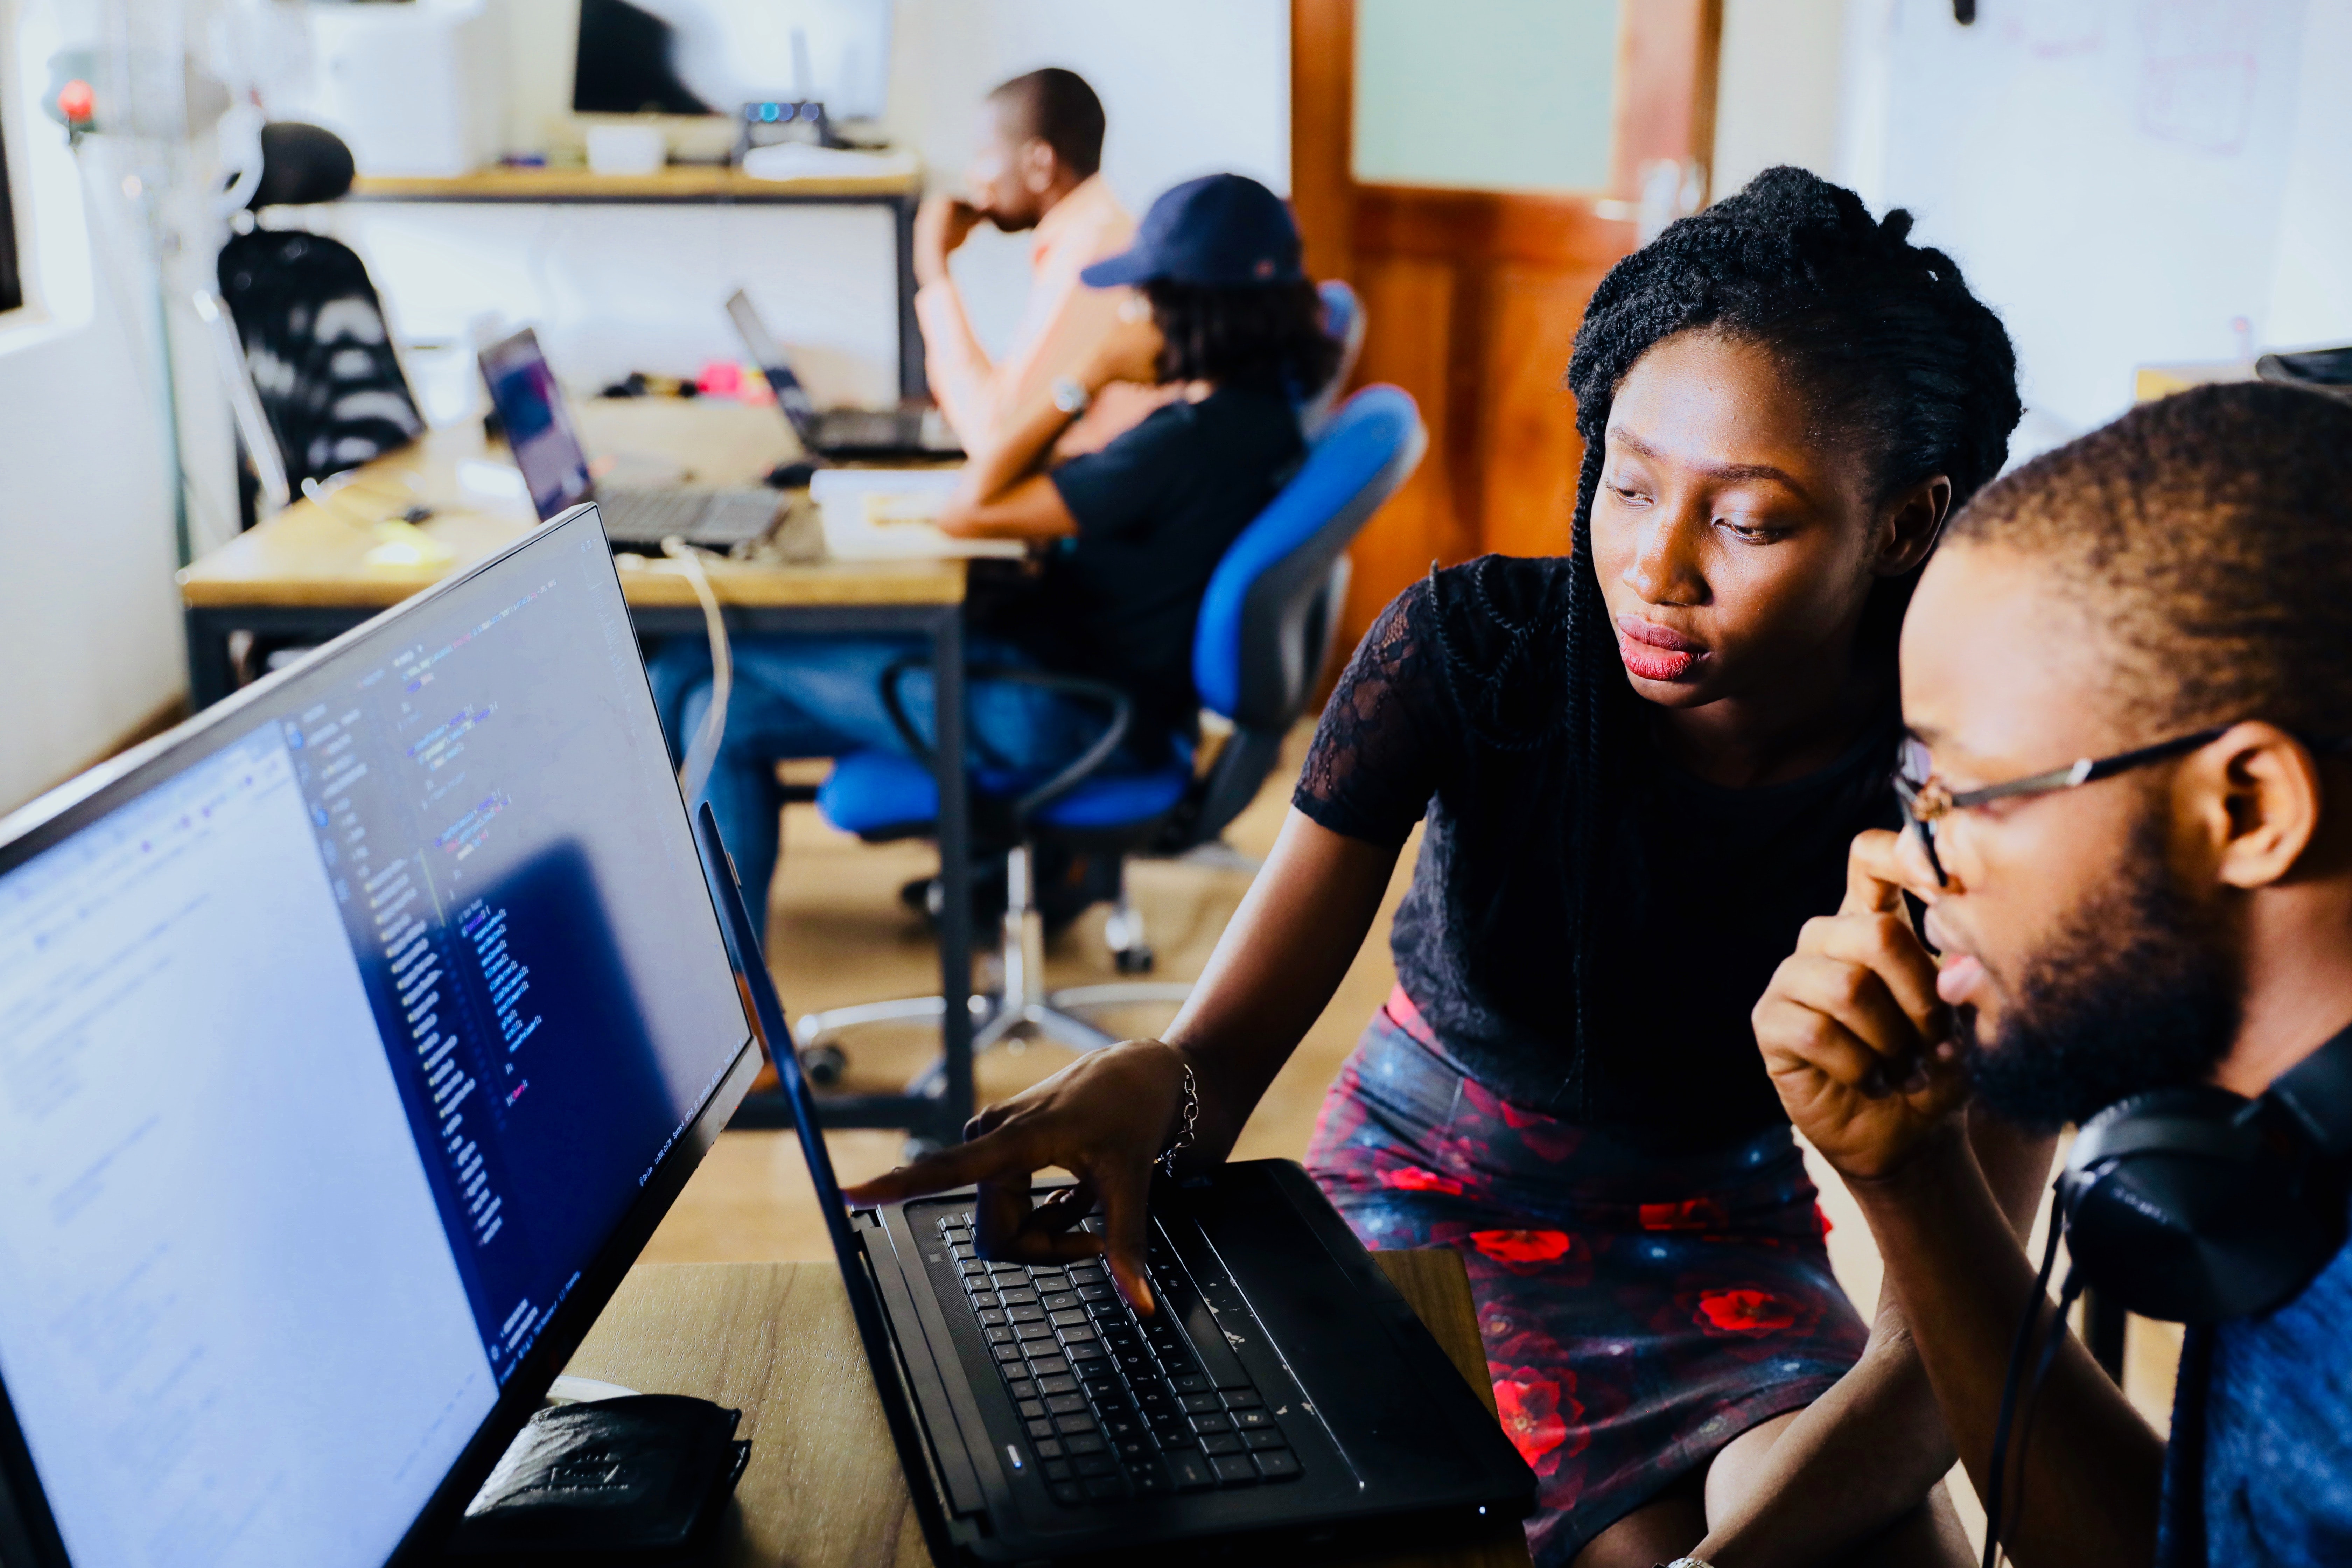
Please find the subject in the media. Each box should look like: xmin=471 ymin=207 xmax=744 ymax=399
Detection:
xmin=797 ymin=385 xmax=1427 ymax=1094
xmin=211 ymin=123 xmax=423 ymax=496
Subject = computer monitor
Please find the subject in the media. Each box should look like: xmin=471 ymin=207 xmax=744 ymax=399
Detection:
xmin=479 ymin=329 xmax=594 ymax=523
xmin=0 ymin=505 xmax=762 ymax=1568
xmin=572 ymin=0 xmax=892 ymax=120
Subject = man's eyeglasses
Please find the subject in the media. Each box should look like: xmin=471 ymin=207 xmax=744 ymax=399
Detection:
xmin=1892 ymin=726 xmax=2235 ymax=888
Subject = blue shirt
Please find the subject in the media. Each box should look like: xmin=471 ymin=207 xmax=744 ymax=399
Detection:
xmin=2159 ymin=1224 xmax=2352 ymax=1565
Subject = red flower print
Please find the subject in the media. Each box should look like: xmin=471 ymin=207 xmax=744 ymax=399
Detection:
xmin=1379 ymin=1165 xmax=1464 ymax=1195
xmin=1638 ymin=1198 xmax=1730 ymax=1232
xmin=1492 ymin=1372 xmax=1581 ymax=1475
xmin=1815 ymin=1202 xmax=1834 ymax=1237
xmin=1694 ymin=1288 xmax=1801 ymax=1337
xmin=1471 ymin=1229 xmax=1573 ymax=1265
xmin=1465 ymin=1078 xmax=1582 ymax=1162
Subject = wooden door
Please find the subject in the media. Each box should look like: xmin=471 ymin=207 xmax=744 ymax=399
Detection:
xmin=1293 ymin=0 xmax=1723 ymax=652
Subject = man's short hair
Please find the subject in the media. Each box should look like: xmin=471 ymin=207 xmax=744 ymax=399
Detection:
xmin=988 ymin=68 xmax=1106 ymax=180
xmin=1946 ymin=382 xmax=2352 ymax=738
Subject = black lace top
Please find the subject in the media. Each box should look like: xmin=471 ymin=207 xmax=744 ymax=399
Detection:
xmin=1294 ymin=555 xmax=1903 ymax=1149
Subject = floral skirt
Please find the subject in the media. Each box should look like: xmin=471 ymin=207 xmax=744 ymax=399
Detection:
xmin=1304 ymin=988 xmax=1870 ymax=1565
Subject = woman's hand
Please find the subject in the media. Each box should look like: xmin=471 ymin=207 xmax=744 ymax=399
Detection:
xmin=843 ymin=1040 xmax=1194 ymax=1314
xmin=1753 ymin=828 xmax=1966 ymax=1181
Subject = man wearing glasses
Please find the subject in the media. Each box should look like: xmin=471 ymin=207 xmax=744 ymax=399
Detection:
xmin=1750 ymin=382 xmax=2352 ymax=1568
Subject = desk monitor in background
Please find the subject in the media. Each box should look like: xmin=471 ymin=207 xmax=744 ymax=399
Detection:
xmin=0 ymin=505 xmax=763 ymax=1568
xmin=723 ymin=288 xmax=961 ymax=461
xmin=477 ymin=327 xmax=778 ymax=553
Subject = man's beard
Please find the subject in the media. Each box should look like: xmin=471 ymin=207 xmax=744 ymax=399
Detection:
xmin=1958 ymin=816 xmax=2240 ymax=1132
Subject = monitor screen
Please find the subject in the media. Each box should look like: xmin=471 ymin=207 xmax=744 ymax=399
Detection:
xmin=0 ymin=510 xmax=753 ymax=1567
xmin=572 ymin=0 xmax=892 ymax=120
xmin=479 ymin=329 xmax=593 ymax=523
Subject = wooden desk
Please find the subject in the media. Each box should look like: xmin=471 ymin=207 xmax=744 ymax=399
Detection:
xmin=562 ymin=1251 xmax=1533 ymax=1568
xmin=345 ymin=165 xmax=928 ymax=400
xmin=177 ymin=400 xmax=980 ymax=1146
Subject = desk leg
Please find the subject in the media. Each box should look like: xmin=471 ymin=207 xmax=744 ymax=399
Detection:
xmin=895 ymin=194 xmax=928 ymax=405
xmin=186 ymin=610 xmax=237 ymax=712
xmin=931 ymin=608 xmax=974 ymax=1146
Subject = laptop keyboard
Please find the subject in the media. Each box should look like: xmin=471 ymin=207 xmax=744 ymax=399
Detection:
xmin=932 ymin=1209 xmax=1304 ymax=1507
xmin=601 ymin=489 xmax=777 ymax=546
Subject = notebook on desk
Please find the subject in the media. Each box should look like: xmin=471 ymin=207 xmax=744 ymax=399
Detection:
xmin=806 ymin=468 xmax=1026 ymax=561
xmin=690 ymin=804 xmax=1536 ymax=1566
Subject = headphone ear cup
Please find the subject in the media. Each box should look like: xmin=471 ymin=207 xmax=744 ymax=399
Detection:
xmin=2062 ymin=1087 xmax=2347 ymax=1323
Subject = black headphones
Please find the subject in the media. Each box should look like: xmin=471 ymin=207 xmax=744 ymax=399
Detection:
xmin=2057 ymin=1021 xmax=2352 ymax=1323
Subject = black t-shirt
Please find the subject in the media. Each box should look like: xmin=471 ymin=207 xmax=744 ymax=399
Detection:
xmin=997 ymin=386 xmax=1302 ymax=729
xmin=1293 ymin=554 xmax=1904 ymax=1150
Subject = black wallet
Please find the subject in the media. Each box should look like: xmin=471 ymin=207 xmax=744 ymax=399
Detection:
xmin=442 ymin=1394 xmax=751 ymax=1565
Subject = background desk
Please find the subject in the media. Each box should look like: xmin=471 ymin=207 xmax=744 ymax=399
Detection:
xmin=346 ymin=166 xmax=929 ymax=402
xmin=177 ymin=401 xmax=979 ymax=1145
xmin=563 ymin=1250 xmax=1533 ymax=1568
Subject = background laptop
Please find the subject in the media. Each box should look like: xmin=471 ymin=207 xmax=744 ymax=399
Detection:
xmin=478 ymin=327 xmax=780 ymax=551
xmin=694 ymin=803 xmax=1536 ymax=1565
xmin=0 ymin=506 xmax=762 ymax=1567
xmin=726 ymin=289 xmax=964 ymax=461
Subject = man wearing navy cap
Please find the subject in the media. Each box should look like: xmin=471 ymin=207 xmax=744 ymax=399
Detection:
xmin=662 ymin=174 xmax=1342 ymax=936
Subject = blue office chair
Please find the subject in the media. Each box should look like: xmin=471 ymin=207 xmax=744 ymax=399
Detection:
xmin=797 ymin=384 xmax=1426 ymax=1091
xmin=1300 ymin=280 xmax=1366 ymax=438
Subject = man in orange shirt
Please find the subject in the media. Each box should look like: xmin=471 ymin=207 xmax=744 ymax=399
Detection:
xmin=913 ymin=67 xmax=1173 ymax=461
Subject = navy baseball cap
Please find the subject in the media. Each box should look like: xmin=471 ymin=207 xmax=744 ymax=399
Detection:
xmin=1080 ymin=173 xmax=1304 ymax=289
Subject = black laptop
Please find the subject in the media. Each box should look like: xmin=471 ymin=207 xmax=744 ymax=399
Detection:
xmin=726 ymin=288 xmax=964 ymax=461
xmin=479 ymin=326 xmax=780 ymax=553
xmin=693 ymin=806 xmax=1535 ymax=1564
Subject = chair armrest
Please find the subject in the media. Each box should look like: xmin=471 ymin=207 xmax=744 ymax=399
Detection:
xmin=877 ymin=658 xmax=1137 ymax=825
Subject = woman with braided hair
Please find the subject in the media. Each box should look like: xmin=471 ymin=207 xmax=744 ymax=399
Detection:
xmin=853 ymin=168 xmax=2050 ymax=1565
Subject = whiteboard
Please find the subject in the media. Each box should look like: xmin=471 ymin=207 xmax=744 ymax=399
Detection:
xmin=1837 ymin=0 xmax=2329 ymax=442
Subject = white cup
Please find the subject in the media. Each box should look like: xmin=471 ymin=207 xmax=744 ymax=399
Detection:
xmin=585 ymin=124 xmax=667 ymax=177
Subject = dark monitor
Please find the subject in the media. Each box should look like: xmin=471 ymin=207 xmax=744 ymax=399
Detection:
xmin=0 ymin=505 xmax=762 ymax=1567
xmin=479 ymin=328 xmax=594 ymax=522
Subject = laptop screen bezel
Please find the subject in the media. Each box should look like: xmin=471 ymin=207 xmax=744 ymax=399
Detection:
xmin=722 ymin=289 xmax=823 ymax=443
xmin=477 ymin=327 xmax=599 ymax=522
xmin=0 ymin=505 xmax=763 ymax=1568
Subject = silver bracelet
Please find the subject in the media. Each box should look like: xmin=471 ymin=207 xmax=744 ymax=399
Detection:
xmin=1157 ymin=1062 xmax=1199 ymax=1178
xmin=1050 ymin=375 xmax=1092 ymax=416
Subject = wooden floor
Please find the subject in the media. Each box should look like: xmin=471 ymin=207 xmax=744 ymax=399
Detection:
xmin=640 ymin=725 xmax=2184 ymax=1545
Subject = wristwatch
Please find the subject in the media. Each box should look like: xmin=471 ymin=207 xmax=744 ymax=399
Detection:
xmin=1050 ymin=376 xmax=1092 ymax=416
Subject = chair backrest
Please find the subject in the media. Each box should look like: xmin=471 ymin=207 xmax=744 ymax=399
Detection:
xmin=1297 ymin=279 xmax=1367 ymax=438
xmin=216 ymin=229 xmax=424 ymax=488
xmin=1194 ymin=383 xmax=1424 ymax=732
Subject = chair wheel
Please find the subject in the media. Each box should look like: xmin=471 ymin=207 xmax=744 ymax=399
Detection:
xmin=1114 ymin=945 xmax=1156 ymax=975
xmin=800 ymin=1042 xmax=847 ymax=1087
xmin=903 ymin=1134 xmax=946 ymax=1163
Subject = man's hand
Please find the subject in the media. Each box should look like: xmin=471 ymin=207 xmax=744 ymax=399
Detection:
xmin=1754 ymin=829 xmax=1966 ymax=1181
xmin=1078 ymin=306 xmax=1165 ymax=391
xmin=913 ymin=195 xmax=984 ymax=288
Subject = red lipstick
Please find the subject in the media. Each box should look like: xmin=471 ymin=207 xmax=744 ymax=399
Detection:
xmin=1615 ymin=616 xmax=1703 ymax=682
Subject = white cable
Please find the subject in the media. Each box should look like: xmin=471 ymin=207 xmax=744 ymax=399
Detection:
xmin=663 ymin=537 xmax=733 ymax=805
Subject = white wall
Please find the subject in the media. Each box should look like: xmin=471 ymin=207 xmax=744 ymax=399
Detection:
xmin=1834 ymin=0 xmax=2348 ymax=444
xmin=0 ymin=0 xmax=188 ymax=814
xmin=380 ymin=0 xmax=1290 ymax=387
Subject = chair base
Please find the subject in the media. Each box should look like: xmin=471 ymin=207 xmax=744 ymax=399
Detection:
xmin=795 ymin=845 xmax=1191 ymax=1102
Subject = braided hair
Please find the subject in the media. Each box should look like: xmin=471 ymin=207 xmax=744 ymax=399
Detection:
xmin=1549 ymin=165 xmax=2021 ymax=1114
